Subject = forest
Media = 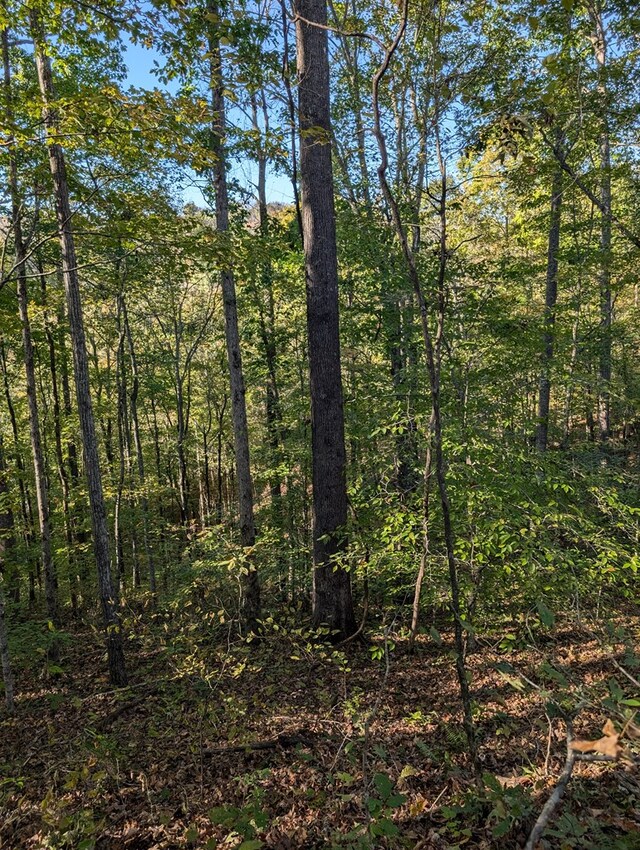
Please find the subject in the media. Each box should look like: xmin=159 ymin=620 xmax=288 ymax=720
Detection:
xmin=0 ymin=0 xmax=639 ymax=847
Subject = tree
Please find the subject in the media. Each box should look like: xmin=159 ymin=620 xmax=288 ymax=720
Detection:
xmin=535 ymin=152 xmax=563 ymax=454
xmin=294 ymin=0 xmax=356 ymax=639
xmin=208 ymin=1 xmax=260 ymax=630
xmin=30 ymin=9 xmax=127 ymax=686
xmin=2 ymin=25 xmax=59 ymax=637
xmin=0 ymin=436 xmax=15 ymax=713
xmin=588 ymin=0 xmax=612 ymax=442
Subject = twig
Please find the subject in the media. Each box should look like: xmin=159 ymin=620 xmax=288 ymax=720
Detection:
xmin=202 ymin=731 xmax=313 ymax=756
xmin=609 ymin=655 xmax=640 ymax=691
xmin=525 ymin=723 xmax=577 ymax=850
xmin=544 ymin=713 xmax=553 ymax=776
xmin=92 ymin=692 xmax=151 ymax=732
xmin=526 ymin=719 xmax=631 ymax=850
xmin=429 ymin=784 xmax=448 ymax=812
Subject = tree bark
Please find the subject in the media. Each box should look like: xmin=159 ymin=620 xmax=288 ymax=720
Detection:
xmin=295 ymin=0 xmax=356 ymax=639
xmin=2 ymin=27 xmax=59 ymax=634
xmin=0 ymin=341 xmax=34 ymax=601
xmin=535 ymin=161 xmax=563 ymax=453
xmin=123 ymin=299 xmax=156 ymax=595
xmin=39 ymin=261 xmax=78 ymax=613
xmin=115 ymin=293 xmax=128 ymax=590
xmin=370 ymin=4 xmax=478 ymax=776
xmin=250 ymin=92 xmax=285 ymax=527
xmin=589 ymin=1 xmax=612 ymax=442
xmin=208 ymin=4 xmax=260 ymax=630
xmin=31 ymin=11 xmax=127 ymax=686
xmin=0 ymin=436 xmax=16 ymax=713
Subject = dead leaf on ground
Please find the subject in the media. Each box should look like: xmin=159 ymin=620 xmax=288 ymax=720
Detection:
xmin=571 ymin=719 xmax=623 ymax=759
xmin=496 ymin=774 xmax=532 ymax=788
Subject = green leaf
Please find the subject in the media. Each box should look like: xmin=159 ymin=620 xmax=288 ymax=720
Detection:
xmin=429 ymin=626 xmax=443 ymax=646
xmin=609 ymin=678 xmax=624 ymax=702
xmin=537 ymin=601 xmax=555 ymax=628
xmin=373 ymin=772 xmax=393 ymax=800
xmin=483 ymin=772 xmax=502 ymax=792
xmin=238 ymin=841 xmax=264 ymax=850
xmin=493 ymin=818 xmax=512 ymax=838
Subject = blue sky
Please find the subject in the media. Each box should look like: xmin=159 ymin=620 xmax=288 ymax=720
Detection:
xmin=123 ymin=39 xmax=294 ymax=208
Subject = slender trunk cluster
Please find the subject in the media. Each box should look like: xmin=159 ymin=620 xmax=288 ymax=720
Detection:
xmin=536 ymin=160 xmax=563 ymax=454
xmin=0 ymin=437 xmax=16 ymax=713
xmin=589 ymin=1 xmax=612 ymax=442
xmin=2 ymin=28 xmax=59 ymax=638
xmin=370 ymin=2 xmax=478 ymax=775
xmin=30 ymin=11 xmax=127 ymax=686
xmin=208 ymin=3 xmax=260 ymax=630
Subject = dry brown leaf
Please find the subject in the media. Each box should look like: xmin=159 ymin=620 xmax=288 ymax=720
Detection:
xmin=496 ymin=775 xmax=531 ymax=787
xmin=571 ymin=719 xmax=623 ymax=759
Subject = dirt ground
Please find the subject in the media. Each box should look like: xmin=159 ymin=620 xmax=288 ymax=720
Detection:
xmin=1 ymin=612 xmax=639 ymax=850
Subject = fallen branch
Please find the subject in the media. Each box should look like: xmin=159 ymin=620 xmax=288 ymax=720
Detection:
xmin=525 ymin=719 xmax=627 ymax=850
xmin=92 ymin=692 xmax=152 ymax=732
xmin=203 ymin=731 xmax=314 ymax=756
xmin=525 ymin=725 xmax=577 ymax=850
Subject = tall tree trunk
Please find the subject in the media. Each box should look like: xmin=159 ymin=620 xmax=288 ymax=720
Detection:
xmin=279 ymin=0 xmax=304 ymax=243
xmin=409 ymin=410 xmax=434 ymax=652
xmin=295 ymin=0 xmax=356 ymax=639
xmin=31 ymin=12 xmax=127 ymax=686
xmin=123 ymin=299 xmax=156 ymax=595
xmin=0 ymin=436 xmax=16 ymax=713
xmin=57 ymin=307 xmax=81 ymax=486
xmin=208 ymin=5 xmax=260 ymax=629
xmin=589 ymin=1 xmax=612 ymax=442
xmin=250 ymin=92 xmax=285 ymax=525
xmin=371 ymin=6 xmax=478 ymax=775
xmin=115 ymin=294 xmax=127 ymax=589
xmin=0 ymin=341 xmax=34 ymax=601
xmin=39 ymin=261 xmax=77 ymax=613
xmin=2 ymin=27 xmax=59 ymax=634
xmin=0 ymin=578 xmax=14 ymax=714
xmin=174 ymin=325 xmax=190 ymax=527
xmin=535 ymin=161 xmax=563 ymax=454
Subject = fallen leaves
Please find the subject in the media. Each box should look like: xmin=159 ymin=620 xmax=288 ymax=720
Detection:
xmin=571 ymin=719 xmax=623 ymax=760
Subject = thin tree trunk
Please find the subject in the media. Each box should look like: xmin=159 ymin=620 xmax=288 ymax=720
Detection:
xmin=371 ymin=4 xmax=478 ymax=775
xmin=31 ymin=11 xmax=127 ymax=686
xmin=589 ymin=1 xmax=612 ymax=442
xmin=215 ymin=396 xmax=227 ymax=525
xmin=295 ymin=0 xmax=356 ymax=639
xmin=2 ymin=27 xmax=59 ymax=635
xmin=0 ymin=436 xmax=16 ymax=713
xmin=250 ymin=91 xmax=285 ymax=527
xmin=123 ymin=299 xmax=156 ymax=595
xmin=39 ymin=261 xmax=78 ymax=613
xmin=0 ymin=341 xmax=34 ymax=601
xmin=409 ymin=410 xmax=434 ymax=652
xmin=174 ymin=323 xmax=190 ymax=527
xmin=58 ymin=307 xmax=81 ymax=486
xmin=279 ymin=0 xmax=304 ymax=243
xmin=208 ymin=4 xmax=260 ymax=629
xmin=115 ymin=294 xmax=127 ymax=590
xmin=535 ymin=160 xmax=563 ymax=454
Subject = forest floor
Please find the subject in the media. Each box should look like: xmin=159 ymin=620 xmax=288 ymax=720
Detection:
xmin=1 ymin=605 xmax=639 ymax=850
